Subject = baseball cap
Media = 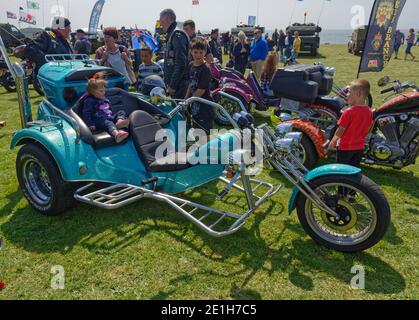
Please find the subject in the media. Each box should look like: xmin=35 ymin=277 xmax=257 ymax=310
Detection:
xmin=51 ymin=17 xmax=71 ymax=29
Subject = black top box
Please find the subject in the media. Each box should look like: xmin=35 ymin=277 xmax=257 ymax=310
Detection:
xmin=270 ymin=64 xmax=333 ymax=103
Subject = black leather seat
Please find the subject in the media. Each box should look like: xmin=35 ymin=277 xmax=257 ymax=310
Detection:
xmin=315 ymin=96 xmax=345 ymax=114
xmin=66 ymin=88 xmax=171 ymax=148
xmin=130 ymin=110 xmax=192 ymax=172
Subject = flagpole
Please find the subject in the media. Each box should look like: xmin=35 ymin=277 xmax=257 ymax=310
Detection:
xmin=317 ymin=0 xmax=326 ymax=26
xmin=42 ymin=0 xmax=45 ymax=28
xmin=256 ymin=0 xmax=260 ymax=26
xmin=356 ymin=0 xmax=377 ymax=79
xmin=289 ymin=0 xmax=297 ymax=27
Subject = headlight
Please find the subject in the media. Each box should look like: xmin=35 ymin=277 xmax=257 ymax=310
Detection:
xmin=275 ymin=122 xmax=293 ymax=136
xmin=274 ymin=138 xmax=295 ymax=153
xmin=284 ymin=132 xmax=303 ymax=145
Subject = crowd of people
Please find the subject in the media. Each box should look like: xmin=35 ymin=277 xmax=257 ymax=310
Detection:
xmin=17 ymin=12 xmax=418 ymax=149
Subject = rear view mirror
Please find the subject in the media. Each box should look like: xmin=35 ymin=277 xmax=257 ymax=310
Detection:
xmin=378 ymin=76 xmax=390 ymax=87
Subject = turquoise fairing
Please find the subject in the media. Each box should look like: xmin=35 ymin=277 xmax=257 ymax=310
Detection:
xmin=288 ymin=164 xmax=362 ymax=214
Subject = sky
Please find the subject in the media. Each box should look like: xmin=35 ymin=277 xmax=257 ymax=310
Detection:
xmin=0 ymin=0 xmax=418 ymax=31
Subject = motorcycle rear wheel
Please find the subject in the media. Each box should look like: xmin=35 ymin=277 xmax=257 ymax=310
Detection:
xmin=296 ymin=174 xmax=390 ymax=252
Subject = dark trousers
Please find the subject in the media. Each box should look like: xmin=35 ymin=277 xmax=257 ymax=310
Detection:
xmin=234 ymin=63 xmax=247 ymax=75
xmin=337 ymin=149 xmax=364 ymax=168
xmin=95 ymin=110 xmax=127 ymax=135
xmin=172 ymin=80 xmax=189 ymax=100
xmin=190 ymin=102 xmax=214 ymax=135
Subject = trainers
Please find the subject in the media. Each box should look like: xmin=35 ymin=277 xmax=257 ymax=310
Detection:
xmin=116 ymin=118 xmax=130 ymax=129
xmin=114 ymin=131 xmax=129 ymax=143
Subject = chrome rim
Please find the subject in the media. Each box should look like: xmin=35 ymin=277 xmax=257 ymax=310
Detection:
xmin=313 ymin=110 xmax=337 ymax=131
xmin=216 ymin=97 xmax=240 ymax=123
xmin=304 ymin=183 xmax=377 ymax=246
xmin=22 ymin=156 xmax=52 ymax=206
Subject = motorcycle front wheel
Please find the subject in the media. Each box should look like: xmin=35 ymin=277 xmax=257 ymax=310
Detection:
xmin=296 ymin=174 xmax=390 ymax=252
xmin=213 ymin=91 xmax=248 ymax=126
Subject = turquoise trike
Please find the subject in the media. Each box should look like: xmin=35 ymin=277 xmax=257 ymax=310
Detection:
xmin=0 ymin=36 xmax=390 ymax=252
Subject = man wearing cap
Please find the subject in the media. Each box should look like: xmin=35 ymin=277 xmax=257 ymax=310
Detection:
xmin=74 ymin=29 xmax=92 ymax=55
xmin=159 ymin=8 xmax=190 ymax=99
xmin=209 ymin=29 xmax=223 ymax=64
xmin=24 ymin=17 xmax=73 ymax=73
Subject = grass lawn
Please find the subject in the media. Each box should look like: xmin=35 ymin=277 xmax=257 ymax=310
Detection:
xmin=0 ymin=44 xmax=418 ymax=300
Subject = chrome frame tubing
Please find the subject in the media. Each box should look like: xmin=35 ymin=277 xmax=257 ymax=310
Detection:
xmin=260 ymin=125 xmax=339 ymax=218
xmin=165 ymin=95 xmax=242 ymax=131
xmin=43 ymin=99 xmax=81 ymax=144
xmin=217 ymin=90 xmax=248 ymax=113
xmin=44 ymin=54 xmax=91 ymax=62
xmin=74 ymin=175 xmax=280 ymax=237
xmin=0 ymin=35 xmax=33 ymax=128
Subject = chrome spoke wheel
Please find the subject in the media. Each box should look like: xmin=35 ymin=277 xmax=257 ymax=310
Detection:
xmin=22 ymin=156 xmax=52 ymax=206
xmin=304 ymin=183 xmax=377 ymax=246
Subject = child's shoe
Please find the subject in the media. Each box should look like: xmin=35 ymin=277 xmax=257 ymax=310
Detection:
xmin=114 ymin=131 xmax=129 ymax=143
xmin=116 ymin=118 xmax=130 ymax=129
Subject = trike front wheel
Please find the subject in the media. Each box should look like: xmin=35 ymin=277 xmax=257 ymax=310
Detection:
xmin=16 ymin=143 xmax=77 ymax=216
xmin=296 ymin=174 xmax=390 ymax=252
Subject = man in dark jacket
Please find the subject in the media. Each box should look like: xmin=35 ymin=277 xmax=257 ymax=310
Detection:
xmin=160 ymin=8 xmax=190 ymax=99
xmin=24 ymin=17 xmax=73 ymax=73
xmin=209 ymin=29 xmax=223 ymax=64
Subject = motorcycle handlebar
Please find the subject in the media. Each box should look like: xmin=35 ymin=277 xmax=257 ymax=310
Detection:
xmin=380 ymin=86 xmax=395 ymax=95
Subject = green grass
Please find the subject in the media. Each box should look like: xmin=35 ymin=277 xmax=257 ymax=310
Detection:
xmin=0 ymin=44 xmax=418 ymax=300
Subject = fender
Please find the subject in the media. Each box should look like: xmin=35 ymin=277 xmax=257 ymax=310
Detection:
xmin=10 ymin=122 xmax=98 ymax=181
xmin=285 ymin=120 xmax=328 ymax=158
xmin=222 ymin=86 xmax=253 ymax=104
xmin=288 ymin=164 xmax=362 ymax=214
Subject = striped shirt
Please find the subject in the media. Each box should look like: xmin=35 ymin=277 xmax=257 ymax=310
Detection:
xmin=138 ymin=62 xmax=164 ymax=86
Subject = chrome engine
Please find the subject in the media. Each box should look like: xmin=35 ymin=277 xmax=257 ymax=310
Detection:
xmin=370 ymin=115 xmax=419 ymax=164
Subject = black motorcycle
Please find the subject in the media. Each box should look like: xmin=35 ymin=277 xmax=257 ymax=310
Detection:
xmin=13 ymin=45 xmax=44 ymax=96
xmin=0 ymin=59 xmax=16 ymax=92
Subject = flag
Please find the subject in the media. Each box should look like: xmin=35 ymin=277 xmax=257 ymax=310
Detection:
xmin=7 ymin=11 xmax=18 ymax=19
xmin=131 ymin=30 xmax=158 ymax=52
xmin=88 ymin=0 xmax=106 ymax=36
xmin=27 ymin=1 xmax=40 ymax=9
xmin=358 ymin=0 xmax=406 ymax=75
xmin=248 ymin=16 xmax=256 ymax=26
xmin=19 ymin=12 xmax=37 ymax=25
xmin=192 ymin=0 xmax=199 ymax=5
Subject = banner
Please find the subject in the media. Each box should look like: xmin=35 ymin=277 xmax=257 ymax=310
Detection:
xmin=88 ymin=0 xmax=106 ymax=36
xmin=7 ymin=11 xmax=18 ymax=19
xmin=248 ymin=16 xmax=256 ymax=26
xmin=19 ymin=12 xmax=37 ymax=25
xmin=27 ymin=1 xmax=40 ymax=9
xmin=192 ymin=0 xmax=200 ymax=5
xmin=358 ymin=0 xmax=406 ymax=75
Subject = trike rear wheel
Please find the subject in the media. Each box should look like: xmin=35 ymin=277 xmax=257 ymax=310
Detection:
xmin=296 ymin=174 xmax=390 ymax=252
xmin=16 ymin=143 xmax=77 ymax=216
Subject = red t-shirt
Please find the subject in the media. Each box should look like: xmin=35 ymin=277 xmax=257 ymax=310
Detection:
xmin=337 ymin=105 xmax=373 ymax=151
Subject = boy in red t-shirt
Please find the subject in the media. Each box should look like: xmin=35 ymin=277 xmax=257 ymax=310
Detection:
xmin=328 ymin=79 xmax=373 ymax=167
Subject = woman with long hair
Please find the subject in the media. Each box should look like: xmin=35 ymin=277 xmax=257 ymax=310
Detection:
xmin=260 ymin=52 xmax=279 ymax=96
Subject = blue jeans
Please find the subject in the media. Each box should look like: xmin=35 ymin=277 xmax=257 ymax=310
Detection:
xmin=95 ymin=110 xmax=127 ymax=135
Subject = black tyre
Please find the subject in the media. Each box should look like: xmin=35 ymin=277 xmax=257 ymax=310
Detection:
xmin=296 ymin=174 xmax=391 ymax=252
xmin=16 ymin=143 xmax=77 ymax=216
xmin=3 ymin=74 xmax=16 ymax=92
xmin=289 ymin=131 xmax=319 ymax=170
xmin=367 ymin=94 xmax=373 ymax=108
xmin=213 ymin=91 xmax=248 ymax=126
xmin=32 ymin=77 xmax=44 ymax=96
xmin=311 ymin=47 xmax=318 ymax=56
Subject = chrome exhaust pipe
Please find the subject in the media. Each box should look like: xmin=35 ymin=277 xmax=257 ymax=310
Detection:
xmin=13 ymin=63 xmax=32 ymax=128
xmin=0 ymin=35 xmax=32 ymax=128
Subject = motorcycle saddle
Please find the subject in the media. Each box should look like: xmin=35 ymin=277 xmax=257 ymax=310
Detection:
xmin=130 ymin=110 xmax=192 ymax=173
xmin=314 ymin=96 xmax=345 ymax=114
